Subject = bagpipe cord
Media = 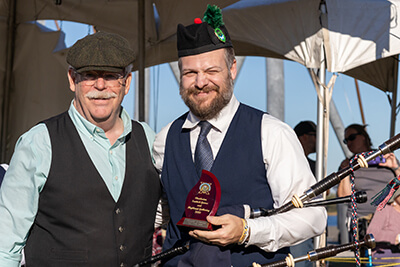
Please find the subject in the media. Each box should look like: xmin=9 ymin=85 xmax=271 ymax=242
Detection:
xmin=349 ymin=151 xmax=373 ymax=267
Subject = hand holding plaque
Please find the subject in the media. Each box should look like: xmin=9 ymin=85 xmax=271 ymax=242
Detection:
xmin=177 ymin=170 xmax=221 ymax=230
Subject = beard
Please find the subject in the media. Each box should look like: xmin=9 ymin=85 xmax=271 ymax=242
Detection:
xmin=180 ymin=75 xmax=234 ymax=121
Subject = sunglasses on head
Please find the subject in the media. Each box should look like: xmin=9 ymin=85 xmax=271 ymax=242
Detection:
xmin=343 ymin=133 xmax=361 ymax=145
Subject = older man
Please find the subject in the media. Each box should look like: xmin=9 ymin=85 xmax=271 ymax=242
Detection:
xmin=153 ymin=5 xmax=327 ymax=267
xmin=0 ymin=32 xmax=161 ymax=267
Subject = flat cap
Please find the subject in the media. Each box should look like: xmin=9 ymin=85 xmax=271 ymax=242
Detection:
xmin=294 ymin=121 xmax=316 ymax=136
xmin=67 ymin=31 xmax=135 ymax=73
xmin=177 ymin=5 xmax=233 ymax=58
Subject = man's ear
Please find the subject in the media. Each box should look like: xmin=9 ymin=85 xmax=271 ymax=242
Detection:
xmin=68 ymin=69 xmax=77 ymax=93
xmin=230 ymin=58 xmax=237 ymax=81
xmin=124 ymin=73 xmax=132 ymax=95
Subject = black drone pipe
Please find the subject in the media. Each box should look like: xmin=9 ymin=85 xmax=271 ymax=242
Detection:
xmin=132 ymin=241 xmax=190 ymax=267
xmin=303 ymin=190 xmax=367 ymax=207
xmin=250 ymin=191 xmax=367 ymax=218
xmin=258 ymin=234 xmax=376 ymax=267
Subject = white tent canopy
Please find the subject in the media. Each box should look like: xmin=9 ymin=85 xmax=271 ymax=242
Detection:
xmin=1 ymin=0 xmax=400 ymax=161
xmin=222 ymin=0 xmax=400 ymax=91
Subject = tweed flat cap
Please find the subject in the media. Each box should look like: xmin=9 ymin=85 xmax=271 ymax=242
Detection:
xmin=177 ymin=5 xmax=233 ymax=58
xmin=67 ymin=31 xmax=135 ymax=73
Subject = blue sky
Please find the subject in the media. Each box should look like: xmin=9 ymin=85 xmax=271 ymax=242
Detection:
xmin=47 ymin=20 xmax=400 ymax=179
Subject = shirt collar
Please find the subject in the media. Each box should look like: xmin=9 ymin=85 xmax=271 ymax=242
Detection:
xmin=68 ymin=100 xmax=132 ymax=140
xmin=182 ymin=95 xmax=240 ymax=132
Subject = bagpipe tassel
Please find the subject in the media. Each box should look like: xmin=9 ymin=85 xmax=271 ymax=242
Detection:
xmin=371 ymin=176 xmax=400 ymax=211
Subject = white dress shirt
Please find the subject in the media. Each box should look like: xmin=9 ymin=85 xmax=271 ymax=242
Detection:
xmin=153 ymin=95 xmax=327 ymax=252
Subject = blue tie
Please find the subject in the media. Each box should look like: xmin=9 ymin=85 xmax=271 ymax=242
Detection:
xmin=195 ymin=121 xmax=213 ymax=177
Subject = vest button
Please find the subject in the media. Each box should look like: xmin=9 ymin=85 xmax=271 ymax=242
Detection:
xmin=115 ymin=208 xmax=121 ymax=214
xmin=119 ymin=245 xmax=126 ymax=251
xmin=118 ymin=226 xmax=124 ymax=232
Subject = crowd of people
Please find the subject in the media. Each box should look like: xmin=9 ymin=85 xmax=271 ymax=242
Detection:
xmin=0 ymin=4 xmax=398 ymax=267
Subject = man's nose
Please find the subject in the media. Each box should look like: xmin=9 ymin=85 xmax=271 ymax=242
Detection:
xmin=195 ymin=72 xmax=209 ymax=89
xmin=93 ymin=78 xmax=107 ymax=90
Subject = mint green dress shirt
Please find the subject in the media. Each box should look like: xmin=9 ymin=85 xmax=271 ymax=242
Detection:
xmin=0 ymin=101 xmax=155 ymax=266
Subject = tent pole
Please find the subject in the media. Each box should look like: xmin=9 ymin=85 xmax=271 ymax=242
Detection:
xmin=390 ymin=56 xmax=398 ymax=138
xmin=354 ymin=79 xmax=366 ymax=125
xmin=315 ymin=73 xmax=326 ymax=184
xmin=138 ymin=0 xmax=145 ymax=122
xmin=314 ymin=41 xmax=327 ymax=257
xmin=1 ymin=0 xmax=17 ymax=162
xmin=266 ymin=58 xmax=284 ymax=121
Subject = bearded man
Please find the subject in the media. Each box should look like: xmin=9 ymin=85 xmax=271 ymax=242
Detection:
xmin=153 ymin=5 xmax=326 ymax=267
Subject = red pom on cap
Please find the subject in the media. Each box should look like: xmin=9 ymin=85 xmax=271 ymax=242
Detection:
xmin=194 ymin=18 xmax=202 ymax=24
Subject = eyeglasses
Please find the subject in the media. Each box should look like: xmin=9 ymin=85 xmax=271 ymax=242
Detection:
xmin=343 ymin=133 xmax=361 ymax=144
xmin=76 ymin=71 xmax=126 ymax=87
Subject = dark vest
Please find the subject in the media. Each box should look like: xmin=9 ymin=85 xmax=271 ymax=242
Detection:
xmin=161 ymin=104 xmax=288 ymax=267
xmin=0 ymin=165 xmax=5 ymax=186
xmin=24 ymin=112 xmax=161 ymax=267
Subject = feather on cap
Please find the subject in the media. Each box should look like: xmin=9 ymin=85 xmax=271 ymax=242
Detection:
xmin=203 ymin=4 xmax=224 ymax=29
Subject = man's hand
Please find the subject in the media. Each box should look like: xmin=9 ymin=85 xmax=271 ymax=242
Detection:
xmin=189 ymin=214 xmax=244 ymax=246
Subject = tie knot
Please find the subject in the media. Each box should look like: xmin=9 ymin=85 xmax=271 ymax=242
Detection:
xmin=198 ymin=121 xmax=213 ymax=137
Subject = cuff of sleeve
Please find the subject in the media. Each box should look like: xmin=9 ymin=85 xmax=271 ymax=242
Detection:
xmin=244 ymin=204 xmax=251 ymax=219
xmin=245 ymin=217 xmax=273 ymax=249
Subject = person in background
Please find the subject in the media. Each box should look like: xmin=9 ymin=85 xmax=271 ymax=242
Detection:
xmin=337 ymin=124 xmax=400 ymax=242
xmin=153 ymin=5 xmax=326 ymax=267
xmin=292 ymin=121 xmax=318 ymax=267
xmin=0 ymin=31 xmax=161 ymax=267
xmin=367 ymin=189 xmax=400 ymax=264
xmin=294 ymin=120 xmax=317 ymax=176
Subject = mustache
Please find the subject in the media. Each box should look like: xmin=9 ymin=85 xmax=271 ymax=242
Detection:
xmin=186 ymin=85 xmax=219 ymax=94
xmin=85 ymin=91 xmax=117 ymax=99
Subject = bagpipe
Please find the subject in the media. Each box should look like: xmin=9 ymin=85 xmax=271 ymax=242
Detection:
xmin=132 ymin=192 xmax=368 ymax=266
xmin=133 ymin=133 xmax=400 ymax=267
xmin=257 ymin=132 xmax=400 ymax=217
xmin=252 ymin=234 xmax=376 ymax=267
xmin=250 ymin=190 xmax=367 ymax=218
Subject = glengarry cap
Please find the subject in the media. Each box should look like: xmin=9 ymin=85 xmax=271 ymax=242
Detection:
xmin=177 ymin=5 xmax=233 ymax=58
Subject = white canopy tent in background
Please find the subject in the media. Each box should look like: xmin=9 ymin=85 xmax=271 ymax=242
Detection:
xmin=1 ymin=0 xmax=400 ymax=182
xmin=0 ymin=19 xmax=73 ymax=160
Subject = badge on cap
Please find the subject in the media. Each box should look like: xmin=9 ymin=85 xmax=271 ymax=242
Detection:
xmin=214 ymin=28 xmax=226 ymax=43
